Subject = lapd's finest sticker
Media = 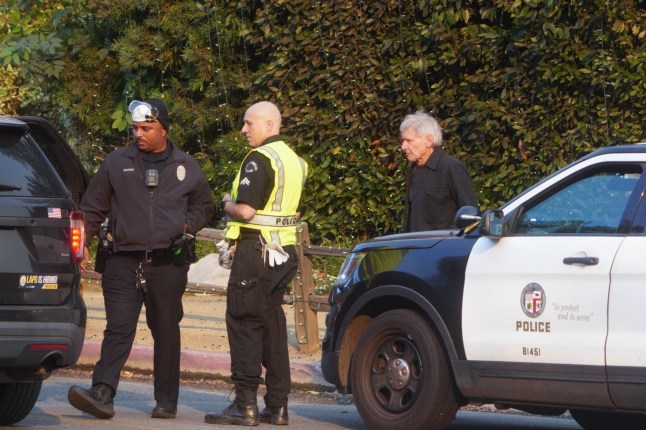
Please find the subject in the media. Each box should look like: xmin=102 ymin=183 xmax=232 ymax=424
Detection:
xmin=19 ymin=274 xmax=59 ymax=290
xmin=177 ymin=165 xmax=186 ymax=181
xmin=521 ymin=283 xmax=545 ymax=318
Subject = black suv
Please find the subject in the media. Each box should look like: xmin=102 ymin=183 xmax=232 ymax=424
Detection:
xmin=0 ymin=116 xmax=88 ymax=425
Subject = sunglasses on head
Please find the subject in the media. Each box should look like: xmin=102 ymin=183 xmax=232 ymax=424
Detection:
xmin=128 ymin=100 xmax=159 ymax=122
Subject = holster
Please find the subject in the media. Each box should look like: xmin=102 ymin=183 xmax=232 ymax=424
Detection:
xmin=169 ymin=233 xmax=197 ymax=267
xmin=94 ymin=226 xmax=113 ymax=274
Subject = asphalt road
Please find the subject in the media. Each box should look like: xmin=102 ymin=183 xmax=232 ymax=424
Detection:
xmin=17 ymin=372 xmax=584 ymax=430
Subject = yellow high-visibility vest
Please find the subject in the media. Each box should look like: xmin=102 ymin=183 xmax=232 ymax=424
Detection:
xmin=224 ymin=140 xmax=307 ymax=246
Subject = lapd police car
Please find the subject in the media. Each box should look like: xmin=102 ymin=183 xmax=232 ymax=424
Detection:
xmin=321 ymin=144 xmax=646 ymax=430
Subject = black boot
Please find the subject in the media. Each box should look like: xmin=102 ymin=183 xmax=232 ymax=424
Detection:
xmin=151 ymin=401 xmax=177 ymax=419
xmin=68 ymin=383 xmax=115 ymax=419
xmin=204 ymin=389 xmax=259 ymax=426
xmin=259 ymin=405 xmax=289 ymax=425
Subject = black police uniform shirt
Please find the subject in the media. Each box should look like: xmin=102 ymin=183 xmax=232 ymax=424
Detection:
xmin=235 ymin=149 xmax=276 ymax=210
xmin=142 ymin=143 xmax=171 ymax=186
xmin=234 ymin=138 xmax=282 ymax=238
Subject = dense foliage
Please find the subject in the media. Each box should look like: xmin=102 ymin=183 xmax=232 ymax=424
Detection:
xmin=1 ymin=0 xmax=644 ymax=245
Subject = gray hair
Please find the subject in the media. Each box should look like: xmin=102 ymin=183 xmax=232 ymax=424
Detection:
xmin=399 ymin=111 xmax=443 ymax=147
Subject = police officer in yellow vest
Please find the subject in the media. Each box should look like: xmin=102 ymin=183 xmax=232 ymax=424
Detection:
xmin=205 ymin=101 xmax=307 ymax=427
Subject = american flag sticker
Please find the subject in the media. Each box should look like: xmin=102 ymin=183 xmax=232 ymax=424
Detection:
xmin=48 ymin=207 xmax=62 ymax=218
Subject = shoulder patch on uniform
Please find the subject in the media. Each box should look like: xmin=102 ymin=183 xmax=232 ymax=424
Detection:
xmin=244 ymin=161 xmax=259 ymax=173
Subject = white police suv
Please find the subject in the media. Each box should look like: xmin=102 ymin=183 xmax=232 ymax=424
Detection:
xmin=321 ymin=144 xmax=646 ymax=430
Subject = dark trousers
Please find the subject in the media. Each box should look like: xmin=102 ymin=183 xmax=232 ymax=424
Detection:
xmin=92 ymin=255 xmax=187 ymax=407
xmin=226 ymin=237 xmax=297 ymax=408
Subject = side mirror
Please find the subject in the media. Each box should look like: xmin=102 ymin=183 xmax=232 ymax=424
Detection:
xmin=477 ymin=209 xmax=505 ymax=239
xmin=454 ymin=206 xmax=480 ymax=229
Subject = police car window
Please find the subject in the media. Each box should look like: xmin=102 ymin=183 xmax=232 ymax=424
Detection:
xmin=515 ymin=168 xmax=640 ymax=235
xmin=0 ymin=132 xmax=66 ymax=197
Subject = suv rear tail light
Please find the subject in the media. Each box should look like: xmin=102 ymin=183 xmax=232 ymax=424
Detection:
xmin=70 ymin=211 xmax=85 ymax=264
xmin=29 ymin=343 xmax=70 ymax=350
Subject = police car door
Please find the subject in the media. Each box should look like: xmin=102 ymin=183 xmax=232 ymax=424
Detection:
xmin=462 ymin=161 xmax=642 ymax=401
xmin=605 ymin=184 xmax=646 ymax=410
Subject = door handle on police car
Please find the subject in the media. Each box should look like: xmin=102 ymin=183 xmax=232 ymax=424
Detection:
xmin=563 ymin=256 xmax=599 ymax=266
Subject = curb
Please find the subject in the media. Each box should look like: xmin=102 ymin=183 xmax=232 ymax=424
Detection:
xmin=78 ymin=341 xmax=333 ymax=389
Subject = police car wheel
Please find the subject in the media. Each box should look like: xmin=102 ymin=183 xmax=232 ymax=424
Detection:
xmin=350 ymin=309 xmax=457 ymax=430
xmin=570 ymin=409 xmax=646 ymax=430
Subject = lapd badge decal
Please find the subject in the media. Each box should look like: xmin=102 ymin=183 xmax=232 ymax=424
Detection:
xmin=177 ymin=165 xmax=186 ymax=181
xmin=521 ymin=283 xmax=545 ymax=318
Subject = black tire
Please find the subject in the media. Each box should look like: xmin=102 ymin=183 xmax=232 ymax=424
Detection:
xmin=570 ymin=409 xmax=646 ymax=430
xmin=350 ymin=309 xmax=458 ymax=430
xmin=0 ymin=381 xmax=42 ymax=425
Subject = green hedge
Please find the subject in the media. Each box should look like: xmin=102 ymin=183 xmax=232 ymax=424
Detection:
xmin=1 ymin=0 xmax=643 ymax=245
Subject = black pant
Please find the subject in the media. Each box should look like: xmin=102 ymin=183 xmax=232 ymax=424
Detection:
xmin=226 ymin=237 xmax=297 ymax=408
xmin=91 ymin=255 xmax=188 ymax=407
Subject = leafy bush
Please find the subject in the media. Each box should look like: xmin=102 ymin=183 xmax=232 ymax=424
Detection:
xmin=1 ymin=0 xmax=643 ymax=248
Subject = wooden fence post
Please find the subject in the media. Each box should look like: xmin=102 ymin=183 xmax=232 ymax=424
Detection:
xmin=292 ymin=222 xmax=320 ymax=354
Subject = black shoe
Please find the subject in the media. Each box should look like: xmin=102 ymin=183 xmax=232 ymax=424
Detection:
xmin=260 ymin=406 xmax=289 ymax=425
xmin=205 ymin=389 xmax=259 ymax=426
xmin=68 ymin=383 xmax=115 ymax=419
xmin=151 ymin=403 xmax=177 ymax=419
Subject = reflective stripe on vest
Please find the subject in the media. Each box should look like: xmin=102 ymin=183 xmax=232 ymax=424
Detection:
xmin=258 ymin=145 xmax=285 ymax=212
xmin=248 ymin=214 xmax=298 ymax=227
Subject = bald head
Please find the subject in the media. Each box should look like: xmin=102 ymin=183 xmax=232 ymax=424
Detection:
xmin=241 ymin=101 xmax=282 ymax=147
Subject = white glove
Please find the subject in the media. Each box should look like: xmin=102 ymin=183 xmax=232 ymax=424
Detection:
xmin=217 ymin=239 xmax=235 ymax=269
xmin=263 ymin=241 xmax=289 ymax=267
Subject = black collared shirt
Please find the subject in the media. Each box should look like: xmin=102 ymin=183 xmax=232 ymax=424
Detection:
xmin=403 ymin=147 xmax=478 ymax=232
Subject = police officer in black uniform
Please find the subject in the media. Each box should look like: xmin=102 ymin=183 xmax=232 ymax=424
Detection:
xmin=67 ymin=98 xmax=214 ymax=420
xmin=205 ymin=101 xmax=307 ymax=426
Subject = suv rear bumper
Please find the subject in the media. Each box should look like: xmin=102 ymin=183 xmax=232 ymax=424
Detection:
xmin=0 ymin=300 xmax=86 ymax=382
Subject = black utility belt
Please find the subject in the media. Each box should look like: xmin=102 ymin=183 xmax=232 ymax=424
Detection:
xmin=114 ymin=249 xmax=170 ymax=265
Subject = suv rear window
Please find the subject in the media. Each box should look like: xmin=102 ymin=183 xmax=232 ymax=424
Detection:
xmin=0 ymin=131 xmax=68 ymax=198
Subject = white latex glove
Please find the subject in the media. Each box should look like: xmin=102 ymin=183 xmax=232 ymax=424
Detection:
xmin=217 ymin=239 xmax=235 ymax=269
xmin=264 ymin=241 xmax=289 ymax=267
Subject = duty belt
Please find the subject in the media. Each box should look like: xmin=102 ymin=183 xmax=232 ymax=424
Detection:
xmin=114 ymin=249 xmax=169 ymax=265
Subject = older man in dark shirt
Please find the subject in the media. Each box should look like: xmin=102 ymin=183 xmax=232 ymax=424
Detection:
xmin=400 ymin=111 xmax=478 ymax=232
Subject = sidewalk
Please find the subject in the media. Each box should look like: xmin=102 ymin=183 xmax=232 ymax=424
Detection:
xmin=78 ymin=257 xmax=332 ymax=389
xmin=77 ymin=341 xmax=330 ymax=388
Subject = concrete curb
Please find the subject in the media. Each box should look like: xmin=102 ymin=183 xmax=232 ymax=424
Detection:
xmin=78 ymin=341 xmax=333 ymax=389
